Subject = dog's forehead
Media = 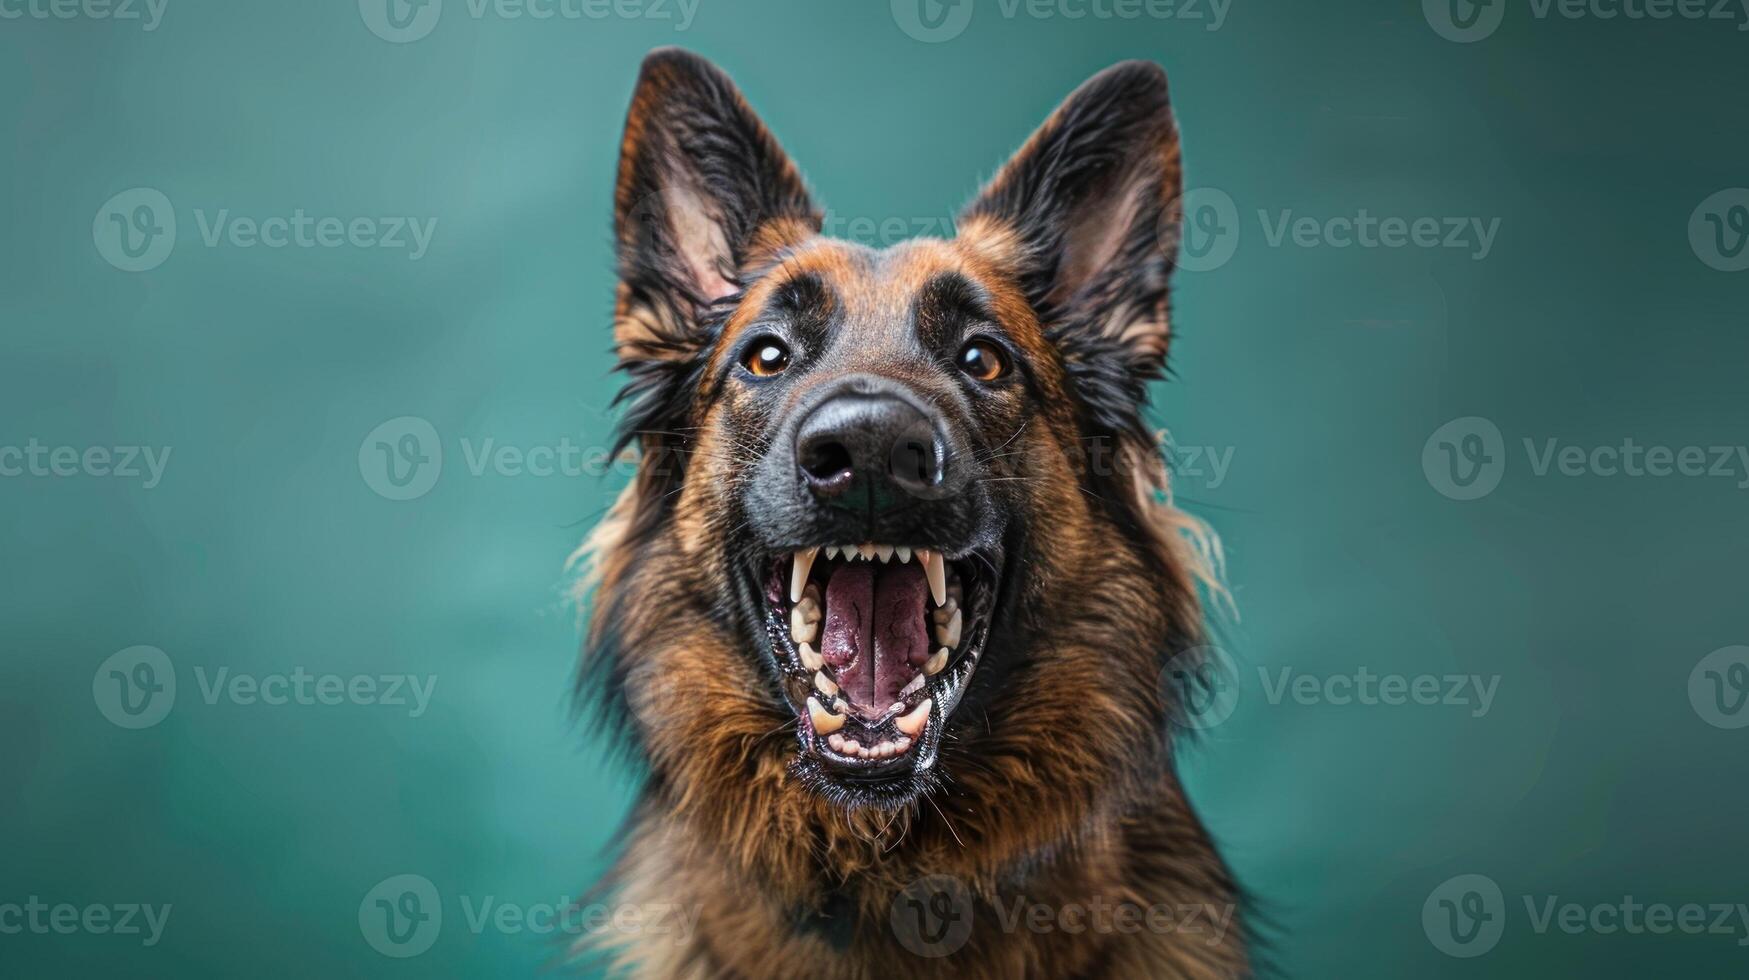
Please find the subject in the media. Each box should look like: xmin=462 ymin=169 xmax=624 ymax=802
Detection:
xmin=728 ymin=234 xmax=1021 ymax=351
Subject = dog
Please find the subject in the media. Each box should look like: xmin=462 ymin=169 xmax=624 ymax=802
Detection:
xmin=573 ymin=48 xmax=1248 ymax=978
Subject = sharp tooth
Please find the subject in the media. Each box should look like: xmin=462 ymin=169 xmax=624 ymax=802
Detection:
xmin=857 ymin=543 xmax=874 ymax=560
xmin=896 ymin=546 xmax=912 ymax=563
xmin=899 ymin=673 xmax=925 ymax=698
xmin=790 ymin=548 xmax=818 ymax=602
xmin=808 ymin=697 xmax=846 ymax=734
xmin=896 ymin=698 xmax=932 ymax=736
xmin=921 ymin=550 xmax=947 ymax=605
xmin=798 ymin=641 xmax=823 ymax=671
xmin=790 ymin=596 xmax=820 ymax=643
xmin=934 ymin=609 xmax=962 ymax=648
xmin=814 ymin=671 xmax=838 ymax=697
xmin=876 ymin=545 xmax=894 ymax=563
xmin=924 ymin=648 xmax=949 ymax=675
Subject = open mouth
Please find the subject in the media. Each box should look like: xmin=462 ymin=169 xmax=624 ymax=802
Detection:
xmin=762 ymin=544 xmax=996 ymax=792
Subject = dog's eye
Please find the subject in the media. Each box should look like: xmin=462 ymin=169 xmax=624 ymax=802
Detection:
xmin=956 ymin=339 xmax=1009 ymax=383
xmin=742 ymin=337 xmax=791 ymax=377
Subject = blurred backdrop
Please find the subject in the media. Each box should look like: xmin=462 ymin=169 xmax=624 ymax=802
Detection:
xmin=2 ymin=0 xmax=1747 ymax=976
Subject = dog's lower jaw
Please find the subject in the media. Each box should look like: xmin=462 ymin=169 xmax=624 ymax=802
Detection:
xmin=589 ymin=770 xmax=1249 ymax=980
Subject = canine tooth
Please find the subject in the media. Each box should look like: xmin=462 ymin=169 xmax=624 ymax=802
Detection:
xmin=896 ymin=546 xmax=912 ymax=563
xmin=900 ymin=674 xmax=925 ymax=698
xmin=896 ymin=698 xmax=932 ymax=736
xmin=876 ymin=545 xmax=894 ymax=563
xmin=934 ymin=609 xmax=962 ymax=648
xmin=798 ymin=641 xmax=823 ymax=671
xmin=790 ymin=548 xmax=818 ymax=602
xmin=814 ymin=671 xmax=838 ymax=697
xmin=921 ymin=550 xmax=946 ymax=605
xmin=924 ymin=648 xmax=949 ymax=675
xmin=808 ymin=697 xmax=846 ymax=734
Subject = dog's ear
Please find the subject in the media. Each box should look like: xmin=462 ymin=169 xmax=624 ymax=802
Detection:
xmin=959 ymin=61 xmax=1183 ymax=398
xmin=612 ymin=48 xmax=819 ymax=363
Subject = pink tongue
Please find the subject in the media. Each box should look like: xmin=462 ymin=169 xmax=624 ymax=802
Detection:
xmin=821 ymin=561 xmax=929 ymax=719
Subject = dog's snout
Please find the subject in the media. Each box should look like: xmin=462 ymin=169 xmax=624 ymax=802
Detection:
xmin=795 ymin=392 xmax=949 ymax=509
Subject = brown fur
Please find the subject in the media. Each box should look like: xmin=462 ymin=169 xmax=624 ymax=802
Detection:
xmin=571 ymin=50 xmax=1247 ymax=979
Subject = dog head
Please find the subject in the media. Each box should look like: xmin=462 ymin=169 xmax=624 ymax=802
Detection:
xmin=580 ymin=49 xmax=1213 ymax=824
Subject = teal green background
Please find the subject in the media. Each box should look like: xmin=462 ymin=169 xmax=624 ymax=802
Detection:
xmin=3 ymin=1 xmax=1747 ymax=976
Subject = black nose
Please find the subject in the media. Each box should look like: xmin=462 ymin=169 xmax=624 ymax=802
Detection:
xmin=796 ymin=392 xmax=947 ymax=509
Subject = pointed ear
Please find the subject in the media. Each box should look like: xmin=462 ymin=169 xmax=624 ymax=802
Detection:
xmin=612 ymin=48 xmax=819 ymax=363
xmin=958 ymin=61 xmax=1183 ymax=383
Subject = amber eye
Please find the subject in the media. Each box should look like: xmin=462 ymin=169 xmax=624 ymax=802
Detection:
xmin=742 ymin=337 xmax=791 ymax=377
xmin=957 ymin=339 xmax=1009 ymax=382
